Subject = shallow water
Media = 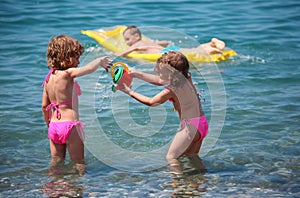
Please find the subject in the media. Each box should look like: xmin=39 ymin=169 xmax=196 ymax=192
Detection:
xmin=0 ymin=0 xmax=300 ymax=197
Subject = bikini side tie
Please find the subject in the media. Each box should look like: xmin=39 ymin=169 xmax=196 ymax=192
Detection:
xmin=74 ymin=121 xmax=86 ymax=141
xmin=181 ymin=119 xmax=192 ymax=140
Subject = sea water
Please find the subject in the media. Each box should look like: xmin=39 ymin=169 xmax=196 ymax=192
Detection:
xmin=0 ymin=0 xmax=299 ymax=197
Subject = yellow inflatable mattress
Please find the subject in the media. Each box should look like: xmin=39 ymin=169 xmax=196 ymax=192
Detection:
xmin=81 ymin=26 xmax=237 ymax=63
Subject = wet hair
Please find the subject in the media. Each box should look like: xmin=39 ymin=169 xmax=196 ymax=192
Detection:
xmin=46 ymin=34 xmax=84 ymax=70
xmin=154 ymin=51 xmax=190 ymax=87
xmin=123 ymin=25 xmax=142 ymax=39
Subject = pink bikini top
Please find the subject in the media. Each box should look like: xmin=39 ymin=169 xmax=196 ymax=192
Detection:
xmin=42 ymin=67 xmax=82 ymax=120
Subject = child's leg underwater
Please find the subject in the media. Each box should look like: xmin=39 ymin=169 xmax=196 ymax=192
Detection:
xmin=166 ymin=126 xmax=197 ymax=172
xmin=49 ymin=140 xmax=66 ymax=166
xmin=66 ymin=127 xmax=85 ymax=175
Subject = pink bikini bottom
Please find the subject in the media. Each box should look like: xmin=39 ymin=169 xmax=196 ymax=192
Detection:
xmin=181 ymin=115 xmax=209 ymax=141
xmin=48 ymin=121 xmax=85 ymax=144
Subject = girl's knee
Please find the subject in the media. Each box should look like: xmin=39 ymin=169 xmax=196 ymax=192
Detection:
xmin=70 ymin=155 xmax=85 ymax=164
xmin=51 ymin=156 xmax=65 ymax=166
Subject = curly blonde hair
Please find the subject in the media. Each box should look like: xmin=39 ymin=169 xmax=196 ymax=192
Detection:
xmin=46 ymin=35 xmax=84 ymax=70
xmin=154 ymin=51 xmax=190 ymax=87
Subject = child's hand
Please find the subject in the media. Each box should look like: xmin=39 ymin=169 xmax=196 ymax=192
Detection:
xmin=121 ymin=83 xmax=133 ymax=95
xmin=99 ymin=56 xmax=113 ymax=72
xmin=128 ymin=70 xmax=136 ymax=78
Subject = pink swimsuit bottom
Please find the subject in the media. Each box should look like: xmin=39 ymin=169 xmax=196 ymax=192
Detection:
xmin=48 ymin=121 xmax=85 ymax=144
xmin=181 ymin=115 xmax=209 ymax=142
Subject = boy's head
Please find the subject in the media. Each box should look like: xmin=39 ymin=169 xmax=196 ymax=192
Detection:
xmin=47 ymin=35 xmax=84 ymax=70
xmin=155 ymin=51 xmax=190 ymax=86
xmin=123 ymin=26 xmax=142 ymax=46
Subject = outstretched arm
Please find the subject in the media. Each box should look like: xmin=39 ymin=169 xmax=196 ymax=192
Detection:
xmin=121 ymin=84 xmax=172 ymax=106
xmin=156 ymin=40 xmax=169 ymax=47
xmin=67 ymin=56 xmax=112 ymax=78
xmin=116 ymin=45 xmax=163 ymax=57
xmin=130 ymin=70 xmax=169 ymax=86
xmin=115 ymin=47 xmax=138 ymax=57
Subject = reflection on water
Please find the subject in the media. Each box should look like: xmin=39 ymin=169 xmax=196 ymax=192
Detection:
xmin=1 ymin=0 xmax=299 ymax=196
xmin=42 ymin=178 xmax=83 ymax=197
xmin=166 ymin=155 xmax=208 ymax=197
xmin=41 ymin=163 xmax=84 ymax=197
xmin=59 ymin=155 xmax=209 ymax=197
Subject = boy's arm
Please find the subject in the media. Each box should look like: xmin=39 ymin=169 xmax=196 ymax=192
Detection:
xmin=116 ymin=45 xmax=163 ymax=57
xmin=156 ymin=40 xmax=169 ymax=47
xmin=130 ymin=70 xmax=169 ymax=86
xmin=115 ymin=47 xmax=138 ymax=57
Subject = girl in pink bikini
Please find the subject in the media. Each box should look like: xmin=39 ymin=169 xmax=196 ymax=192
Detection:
xmin=121 ymin=51 xmax=209 ymax=174
xmin=41 ymin=35 xmax=111 ymax=175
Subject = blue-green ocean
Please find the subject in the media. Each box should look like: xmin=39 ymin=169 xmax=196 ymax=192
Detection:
xmin=1 ymin=0 xmax=300 ymax=197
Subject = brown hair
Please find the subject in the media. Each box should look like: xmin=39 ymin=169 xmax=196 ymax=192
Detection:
xmin=155 ymin=51 xmax=190 ymax=87
xmin=123 ymin=25 xmax=142 ymax=39
xmin=46 ymin=35 xmax=84 ymax=70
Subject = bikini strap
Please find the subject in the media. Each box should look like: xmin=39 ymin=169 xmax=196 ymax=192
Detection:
xmin=74 ymin=81 xmax=82 ymax=96
xmin=41 ymin=67 xmax=55 ymax=88
xmin=41 ymin=68 xmax=82 ymax=96
xmin=46 ymin=101 xmax=72 ymax=120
